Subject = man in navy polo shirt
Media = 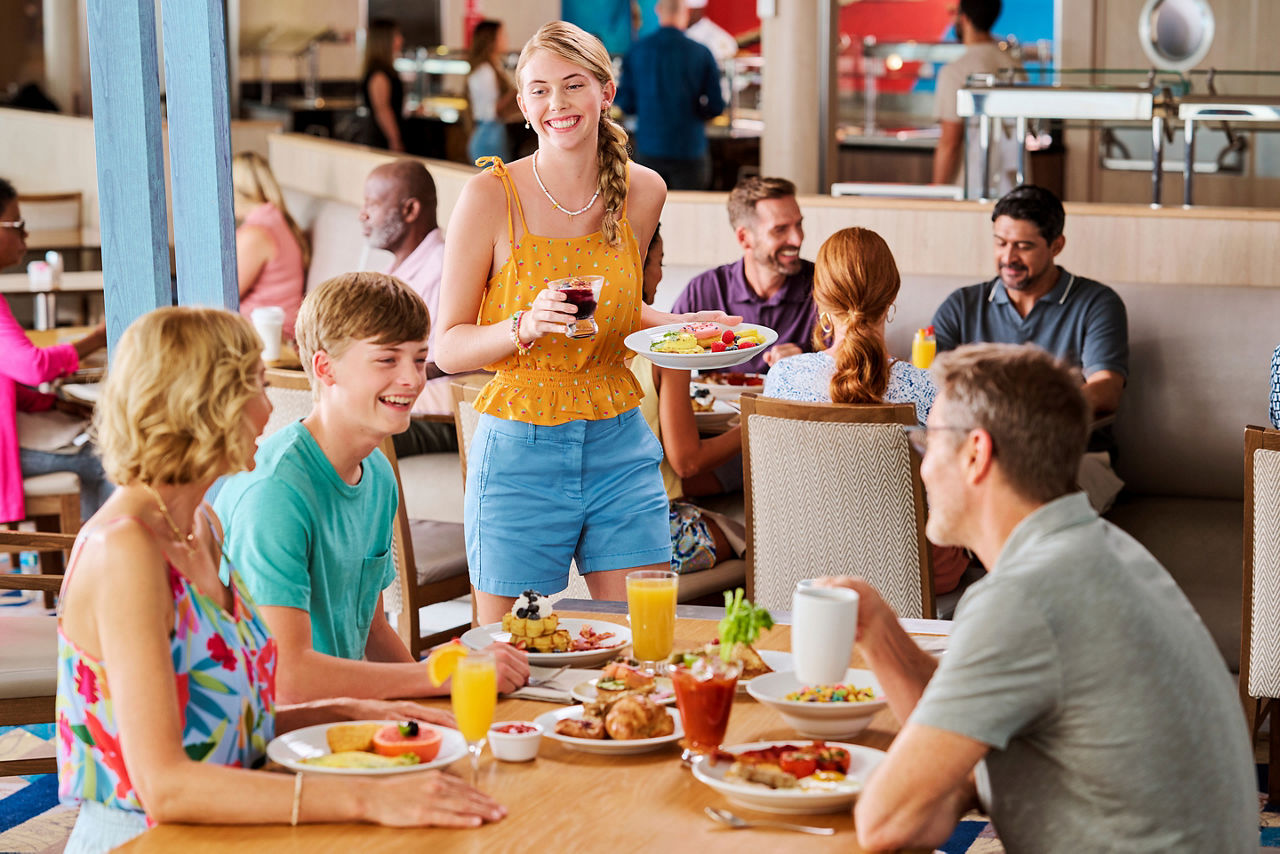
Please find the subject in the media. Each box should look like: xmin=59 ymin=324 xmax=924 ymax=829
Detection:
xmin=932 ymin=184 xmax=1128 ymax=509
xmin=616 ymin=0 xmax=724 ymax=191
xmin=672 ymin=176 xmax=817 ymax=375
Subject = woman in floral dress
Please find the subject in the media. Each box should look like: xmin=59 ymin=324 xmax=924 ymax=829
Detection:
xmin=56 ymin=308 xmax=504 ymax=853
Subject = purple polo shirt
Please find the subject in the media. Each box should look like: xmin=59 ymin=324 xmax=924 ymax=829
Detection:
xmin=671 ymin=258 xmax=817 ymax=374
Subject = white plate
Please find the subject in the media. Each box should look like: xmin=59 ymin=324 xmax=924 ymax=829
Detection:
xmin=461 ymin=618 xmax=632 ymax=667
xmin=61 ymin=383 xmax=101 ymax=403
xmin=534 ymin=705 xmax=683 ymax=755
xmin=692 ymin=740 xmax=886 ymax=815
xmin=694 ymin=372 xmax=766 ymax=402
xmin=267 ymin=721 xmax=466 ymax=776
xmin=746 ymin=669 xmax=887 ymax=738
xmin=571 ymin=675 xmax=676 ymax=705
xmin=736 ymin=649 xmax=792 ymax=693
xmin=625 ymin=323 xmax=778 ymax=370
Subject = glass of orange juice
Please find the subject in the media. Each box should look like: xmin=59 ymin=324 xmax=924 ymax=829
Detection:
xmin=627 ymin=569 xmax=678 ymax=672
xmin=451 ymin=650 xmax=496 ymax=785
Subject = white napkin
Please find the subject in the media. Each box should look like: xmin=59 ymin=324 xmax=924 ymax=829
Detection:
xmin=505 ymin=666 xmax=601 ymax=704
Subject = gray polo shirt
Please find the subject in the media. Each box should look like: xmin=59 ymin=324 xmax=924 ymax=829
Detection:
xmin=910 ymin=493 xmax=1256 ymax=853
xmin=931 ymin=268 xmax=1129 ymax=379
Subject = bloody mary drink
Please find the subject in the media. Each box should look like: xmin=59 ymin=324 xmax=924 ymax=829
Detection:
xmin=671 ymin=657 xmax=742 ymax=757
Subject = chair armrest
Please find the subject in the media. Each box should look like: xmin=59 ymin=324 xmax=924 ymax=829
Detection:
xmin=412 ymin=413 xmax=455 ymax=424
xmin=0 ymin=574 xmax=64 ymax=592
xmin=0 ymin=531 xmax=78 ymax=551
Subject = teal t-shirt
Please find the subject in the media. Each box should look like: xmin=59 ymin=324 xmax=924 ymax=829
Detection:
xmin=214 ymin=420 xmax=398 ymax=661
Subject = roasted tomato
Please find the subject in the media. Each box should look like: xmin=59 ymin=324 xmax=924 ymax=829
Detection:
xmin=816 ymin=746 xmax=851 ymax=774
xmin=779 ymin=750 xmax=818 ymax=779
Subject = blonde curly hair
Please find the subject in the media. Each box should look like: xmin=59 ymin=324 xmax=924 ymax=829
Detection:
xmin=94 ymin=307 xmax=265 ymax=486
xmin=516 ymin=21 xmax=630 ymax=248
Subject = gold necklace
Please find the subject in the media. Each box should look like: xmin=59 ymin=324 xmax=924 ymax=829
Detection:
xmin=141 ymin=482 xmax=197 ymax=552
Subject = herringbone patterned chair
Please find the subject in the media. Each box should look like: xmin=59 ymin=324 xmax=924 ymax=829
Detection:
xmin=1242 ymin=425 xmax=1280 ymax=803
xmin=740 ymin=393 xmax=934 ymax=619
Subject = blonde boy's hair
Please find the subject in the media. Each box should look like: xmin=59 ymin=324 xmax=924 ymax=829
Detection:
xmin=95 ymin=307 xmax=264 ymax=485
xmin=294 ymin=272 xmax=430 ymax=387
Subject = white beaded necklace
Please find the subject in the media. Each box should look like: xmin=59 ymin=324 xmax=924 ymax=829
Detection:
xmin=532 ymin=150 xmax=599 ymax=218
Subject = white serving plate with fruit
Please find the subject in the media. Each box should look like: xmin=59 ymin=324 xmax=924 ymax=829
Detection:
xmin=625 ymin=323 xmax=778 ymax=370
xmin=267 ymin=721 xmax=466 ymax=776
xmin=461 ymin=618 xmax=632 ymax=667
xmin=692 ymin=740 xmax=886 ymax=814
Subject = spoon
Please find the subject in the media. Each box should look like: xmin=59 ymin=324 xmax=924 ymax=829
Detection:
xmin=704 ymin=807 xmax=835 ymax=836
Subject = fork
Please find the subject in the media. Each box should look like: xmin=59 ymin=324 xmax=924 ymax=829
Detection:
xmin=526 ymin=665 xmax=570 ymax=687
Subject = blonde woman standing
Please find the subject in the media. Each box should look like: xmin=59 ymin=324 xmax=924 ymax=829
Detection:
xmin=233 ymin=152 xmax=308 ymax=338
xmin=436 ymin=21 xmax=737 ymax=623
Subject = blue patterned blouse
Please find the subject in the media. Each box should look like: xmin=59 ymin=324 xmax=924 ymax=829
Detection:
xmin=763 ymin=352 xmax=937 ymax=425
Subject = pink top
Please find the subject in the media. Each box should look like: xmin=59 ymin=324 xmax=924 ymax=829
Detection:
xmin=0 ymin=294 xmax=79 ymax=522
xmin=385 ymin=228 xmax=453 ymax=415
xmin=238 ymin=203 xmax=305 ymax=339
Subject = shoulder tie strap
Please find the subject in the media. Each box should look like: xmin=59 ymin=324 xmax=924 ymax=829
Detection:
xmin=476 ymin=156 xmax=526 ymax=254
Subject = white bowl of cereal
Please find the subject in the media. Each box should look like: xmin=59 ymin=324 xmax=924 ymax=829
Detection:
xmin=746 ymin=669 xmax=887 ymax=739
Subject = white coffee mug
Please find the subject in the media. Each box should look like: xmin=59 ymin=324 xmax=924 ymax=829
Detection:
xmin=251 ymin=306 xmax=285 ymax=361
xmin=791 ymin=584 xmax=859 ymax=686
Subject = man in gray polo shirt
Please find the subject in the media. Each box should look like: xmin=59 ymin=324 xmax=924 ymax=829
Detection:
xmin=932 ymin=184 xmax=1127 ymax=509
xmin=824 ymin=344 xmax=1255 ymax=854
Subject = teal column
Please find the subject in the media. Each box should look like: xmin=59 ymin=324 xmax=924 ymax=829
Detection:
xmin=161 ymin=0 xmax=238 ymax=309
xmin=85 ymin=0 xmax=173 ymax=352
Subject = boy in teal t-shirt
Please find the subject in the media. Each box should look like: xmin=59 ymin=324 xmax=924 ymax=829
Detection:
xmin=216 ymin=272 xmax=528 ymax=703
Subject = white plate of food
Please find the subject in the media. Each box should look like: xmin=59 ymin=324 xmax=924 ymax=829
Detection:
xmin=267 ymin=720 xmax=466 ymax=776
xmin=693 ymin=397 xmax=738 ymax=432
xmin=695 ymin=371 xmax=766 ymax=402
xmin=461 ymin=618 xmax=632 ymax=667
xmin=625 ymin=323 xmax=778 ymax=371
xmin=571 ymin=675 xmax=676 ymax=706
xmin=534 ymin=704 xmax=684 ymax=755
xmin=746 ymin=669 xmax=887 ymax=738
xmin=692 ymin=740 xmax=886 ymax=814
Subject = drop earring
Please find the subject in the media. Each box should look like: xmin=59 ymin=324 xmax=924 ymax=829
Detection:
xmin=524 ymin=119 xmax=531 ymax=129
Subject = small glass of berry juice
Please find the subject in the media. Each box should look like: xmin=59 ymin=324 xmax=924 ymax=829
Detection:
xmin=552 ymin=275 xmax=605 ymax=339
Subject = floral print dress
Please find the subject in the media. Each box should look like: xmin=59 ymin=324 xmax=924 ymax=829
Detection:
xmin=55 ymin=528 xmax=276 ymax=824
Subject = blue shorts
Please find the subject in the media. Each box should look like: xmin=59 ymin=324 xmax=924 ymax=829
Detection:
xmin=465 ymin=407 xmax=672 ymax=597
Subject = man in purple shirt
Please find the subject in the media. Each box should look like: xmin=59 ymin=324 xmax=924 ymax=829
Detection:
xmin=671 ymin=176 xmax=816 ymax=374
xmin=360 ymin=160 xmax=458 ymax=455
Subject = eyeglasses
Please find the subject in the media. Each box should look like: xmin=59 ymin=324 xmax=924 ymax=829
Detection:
xmin=0 ymin=220 xmax=25 ymax=232
xmin=902 ymin=424 xmax=986 ymax=456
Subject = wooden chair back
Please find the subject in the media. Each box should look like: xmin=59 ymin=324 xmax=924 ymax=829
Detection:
xmin=739 ymin=393 xmax=934 ymax=618
xmin=18 ymin=191 xmax=84 ymax=250
xmin=1242 ymin=424 xmax=1280 ymax=803
xmin=0 ymin=528 xmax=76 ymax=775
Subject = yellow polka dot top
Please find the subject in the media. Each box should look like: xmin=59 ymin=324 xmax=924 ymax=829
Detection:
xmin=472 ymin=157 xmax=644 ymax=425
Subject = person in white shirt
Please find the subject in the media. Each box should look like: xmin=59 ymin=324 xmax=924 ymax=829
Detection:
xmin=467 ymin=19 xmax=518 ymax=164
xmin=358 ymin=160 xmax=461 ymax=456
xmin=931 ymin=0 xmax=1024 ymax=198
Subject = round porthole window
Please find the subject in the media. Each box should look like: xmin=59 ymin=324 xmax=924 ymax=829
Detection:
xmin=1138 ymin=0 xmax=1215 ymax=71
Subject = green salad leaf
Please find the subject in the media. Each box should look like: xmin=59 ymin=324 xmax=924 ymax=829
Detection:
xmin=718 ymin=588 xmax=773 ymax=662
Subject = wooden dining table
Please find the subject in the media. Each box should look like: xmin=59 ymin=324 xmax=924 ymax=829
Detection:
xmin=118 ymin=608 xmax=945 ymax=853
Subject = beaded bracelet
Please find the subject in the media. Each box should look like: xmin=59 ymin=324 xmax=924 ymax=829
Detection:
xmin=290 ymin=772 xmax=304 ymax=826
xmin=510 ymin=310 xmax=534 ymax=354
